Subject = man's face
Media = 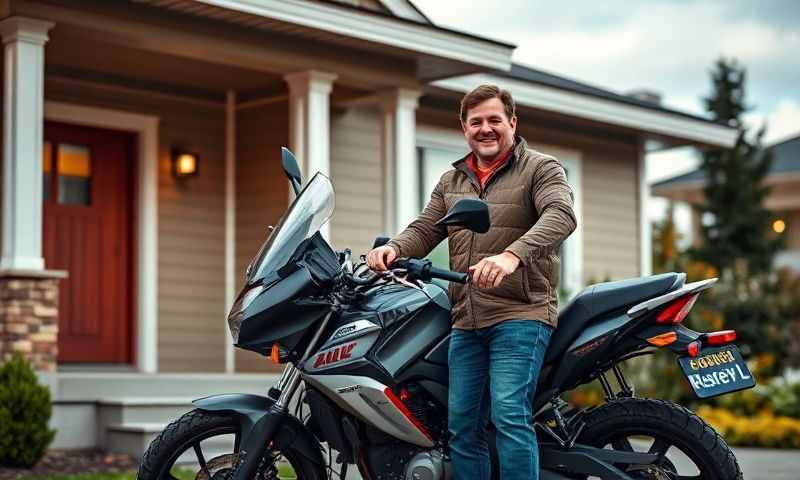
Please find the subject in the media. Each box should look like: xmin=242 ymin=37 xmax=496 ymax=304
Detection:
xmin=461 ymin=97 xmax=517 ymax=162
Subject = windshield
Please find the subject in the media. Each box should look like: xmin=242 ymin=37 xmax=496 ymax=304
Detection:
xmin=247 ymin=172 xmax=335 ymax=284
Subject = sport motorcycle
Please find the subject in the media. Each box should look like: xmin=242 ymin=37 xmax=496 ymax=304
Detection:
xmin=137 ymin=147 xmax=752 ymax=480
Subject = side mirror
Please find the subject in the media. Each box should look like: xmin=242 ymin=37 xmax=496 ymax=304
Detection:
xmin=436 ymin=198 xmax=490 ymax=234
xmin=372 ymin=235 xmax=390 ymax=249
xmin=281 ymin=147 xmax=302 ymax=195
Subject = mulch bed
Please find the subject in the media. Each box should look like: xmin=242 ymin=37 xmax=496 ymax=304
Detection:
xmin=0 ymin=450 xmax=138 ymax=480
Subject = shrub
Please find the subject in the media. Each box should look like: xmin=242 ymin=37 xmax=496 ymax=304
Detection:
xmin=0 ymin=353 xmax=57 ymax=467
xmin=697 ymin=405 xmax=800 ymax=449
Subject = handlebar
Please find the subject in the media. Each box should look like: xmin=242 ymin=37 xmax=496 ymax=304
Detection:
xmin=391 ymin=258 xmax=469 ymax=284
xmin=343 ymin=258 xmax=469 ymax=287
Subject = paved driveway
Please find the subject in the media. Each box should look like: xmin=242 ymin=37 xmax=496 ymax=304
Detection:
xmin=339 ymin=446 xmax=799 ymax=479
xmin=731 ymin=447 xmax=800 ymax=480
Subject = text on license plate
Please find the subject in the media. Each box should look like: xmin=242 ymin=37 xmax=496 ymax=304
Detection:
xmin=678 ymin=346 xmax=755 ymax=399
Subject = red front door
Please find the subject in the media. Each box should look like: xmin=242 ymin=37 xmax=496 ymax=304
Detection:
xmin=43 ymin=121 xmax=134 ymax=364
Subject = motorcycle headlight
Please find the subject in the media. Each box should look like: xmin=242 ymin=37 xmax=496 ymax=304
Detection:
xmin=226 ymin=284 xmax=264 ymax=343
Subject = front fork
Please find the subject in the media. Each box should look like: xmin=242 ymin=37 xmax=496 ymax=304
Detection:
xmin=232 ymin=309 xmax=334 ymax=480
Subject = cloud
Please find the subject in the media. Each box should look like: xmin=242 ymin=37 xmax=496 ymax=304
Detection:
xmin=415 ymin=0 xmax=800 ymax=116
xmin=745 ymin=98 xmax=800 ymax=144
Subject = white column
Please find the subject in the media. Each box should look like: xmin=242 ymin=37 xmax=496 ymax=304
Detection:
xmin=639 ymin=139 xmax=653 ymax=277
xmin=284 ymin=70 xmax=336 ymax=239
xmin=379 ymin=88 xmax=421 ymax=235
xmin=224 ymin=90 xmax=236 ymax=374
xmin=0 ymin=17 xmax=54 ymax=271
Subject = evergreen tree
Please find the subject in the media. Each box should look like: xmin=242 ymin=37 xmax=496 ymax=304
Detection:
xmin=693 ymin=58 xmax=782 ymax=277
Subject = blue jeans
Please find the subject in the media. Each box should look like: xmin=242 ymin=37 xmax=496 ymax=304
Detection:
xmin=448 ymin=320 xmax=552 ymax=480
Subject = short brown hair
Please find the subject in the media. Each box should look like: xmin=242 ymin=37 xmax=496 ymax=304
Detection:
xmin=459 ymin=84 xmax=516 ymax=122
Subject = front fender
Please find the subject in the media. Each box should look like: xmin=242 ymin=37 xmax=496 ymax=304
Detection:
xmin=193 ymin=393 xmax=324 ymax=466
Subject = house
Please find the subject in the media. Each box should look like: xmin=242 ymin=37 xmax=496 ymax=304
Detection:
xmin=0 ymin=0 xmax=736 ymax=454
xmin=652 ymin=134 xmax=800 ymax=271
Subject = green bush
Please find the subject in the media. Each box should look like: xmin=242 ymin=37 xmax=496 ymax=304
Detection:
xmin=0 ymin=353 xmax=56 ymax=468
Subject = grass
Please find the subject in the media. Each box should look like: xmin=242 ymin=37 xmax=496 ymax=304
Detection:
xmin=15 ymin=465 xmax=297 ymax=480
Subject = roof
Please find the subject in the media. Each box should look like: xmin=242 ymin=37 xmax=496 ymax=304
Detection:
xmin=498 ymin=63 xmax=727 ymax=127
xmin=652 ymin=134 xmax=800 ymax=190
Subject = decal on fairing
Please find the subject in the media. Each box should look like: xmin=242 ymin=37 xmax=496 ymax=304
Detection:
xmin=319 ymin=319 xmax=381 ymax=350
xmin=312 ymin=342 xmax=357 ymax=368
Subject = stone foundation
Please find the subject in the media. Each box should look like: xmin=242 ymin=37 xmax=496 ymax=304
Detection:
xmin=0 ymin=270 xmax=66 ymax=371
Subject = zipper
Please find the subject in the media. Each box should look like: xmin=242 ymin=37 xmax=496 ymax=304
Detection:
xmin=459 ymin=169 xmax=481 ymax=329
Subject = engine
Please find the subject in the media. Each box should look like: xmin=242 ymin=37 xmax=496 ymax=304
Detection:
xmin=404 ymin=450 xmax=451 ymax=480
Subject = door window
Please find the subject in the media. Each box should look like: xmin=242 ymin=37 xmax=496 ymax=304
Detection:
xmin=42 ymin=142 xmax=93 ymax=206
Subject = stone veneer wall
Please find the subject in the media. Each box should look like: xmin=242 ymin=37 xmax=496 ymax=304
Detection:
xmin=0 ymin=272 xmax=64 ymax=371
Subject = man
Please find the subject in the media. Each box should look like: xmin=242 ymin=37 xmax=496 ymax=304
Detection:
xmin=366 ymin=84 xmax=576 ymax=480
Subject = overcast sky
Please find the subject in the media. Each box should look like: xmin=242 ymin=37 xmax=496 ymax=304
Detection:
xmin=414 ymin=0 xmax=800 ymax=183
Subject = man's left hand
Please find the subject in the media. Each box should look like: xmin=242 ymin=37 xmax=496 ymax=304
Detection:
xmin=468 ymin=251 xmax=521 ymax=289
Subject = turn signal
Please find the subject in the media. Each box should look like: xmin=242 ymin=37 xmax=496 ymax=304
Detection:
xmin=270 ymin=343 xmax=289 ymax=364
xmin=647 ymin=332 xmax=678 ymax=347
xmin=705 ymin=330 xmax=737 ymax=346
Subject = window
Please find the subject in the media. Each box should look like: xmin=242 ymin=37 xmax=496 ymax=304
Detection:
xmin=415 ymin=128 xmax=583 ymax=300
xmin=418 ymin=145 xmax=459 ymax=268
xmin=42 ymin=141 xmax=93 ymax=206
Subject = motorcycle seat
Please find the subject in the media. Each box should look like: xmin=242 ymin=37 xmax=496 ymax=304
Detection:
xmin=544 ymin=272 xmax=685 ymax=365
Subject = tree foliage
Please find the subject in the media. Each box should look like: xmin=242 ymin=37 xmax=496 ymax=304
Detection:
xmin=692 ymin=58 xmax=783 ymax=277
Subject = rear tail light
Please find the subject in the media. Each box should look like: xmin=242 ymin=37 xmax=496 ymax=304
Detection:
xmin=705 ymin=330 xmax=737 ymax=346
xmin=656 ymin=293 xmax=699 ymax=325
xmin=687 ymin=340 xmax=701 ymax=357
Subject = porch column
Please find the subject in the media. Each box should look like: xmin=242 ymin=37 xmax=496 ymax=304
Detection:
xmin=379 ymin=88 xmax=421 ymax=235
xmin=284 ymin=70 xmax=336 ymax=239
xmin=0 ymin=17 xmax=54 ymax=271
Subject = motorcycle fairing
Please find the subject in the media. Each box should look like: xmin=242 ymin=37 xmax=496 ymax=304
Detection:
xmin=303 ymin=373 xmax=435 ymax=447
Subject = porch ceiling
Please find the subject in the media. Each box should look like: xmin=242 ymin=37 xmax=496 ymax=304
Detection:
xmin=13 ymin=0 xmax=426 ymax=91
xmin=46 ymin=25 xmax=284 ymax=100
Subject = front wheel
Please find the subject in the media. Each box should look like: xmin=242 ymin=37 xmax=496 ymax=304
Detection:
xmin=137 ymin=409 xmax=325 ymax=480
xmin=576 ymin=398 xmax=742 ymax=480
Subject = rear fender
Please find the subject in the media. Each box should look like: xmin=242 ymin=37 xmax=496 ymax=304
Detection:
xmin=193 ymin=393 xmax=324 ymax=466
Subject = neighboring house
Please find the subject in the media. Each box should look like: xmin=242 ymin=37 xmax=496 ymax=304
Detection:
xmin=652 ymin=134 xmax=800 ymax=272
xmin=0 ymin=0 xmax=735 ymax=453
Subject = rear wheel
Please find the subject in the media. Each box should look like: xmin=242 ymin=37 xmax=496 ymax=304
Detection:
xmin=137 ymin=409 xmax=325 ymax=480
xmin=576 ymin=398 xmax=742 ymax=480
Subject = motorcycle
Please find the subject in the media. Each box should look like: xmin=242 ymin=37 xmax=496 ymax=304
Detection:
xmin=137 ymin=147 xmax=753 ymax=480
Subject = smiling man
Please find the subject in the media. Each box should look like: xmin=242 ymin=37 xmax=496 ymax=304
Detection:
xmin=367 ymin=84 xmax=576 ymax=480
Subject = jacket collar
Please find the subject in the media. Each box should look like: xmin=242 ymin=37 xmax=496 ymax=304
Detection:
xmin=452 ymin=135 xmax=528 ymax=189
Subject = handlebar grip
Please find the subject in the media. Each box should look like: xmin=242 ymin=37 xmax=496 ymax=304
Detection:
xmin=429 ymin=265 xmax=469 ymax=284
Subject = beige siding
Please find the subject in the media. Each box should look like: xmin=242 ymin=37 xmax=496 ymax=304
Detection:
xmin=44 ymin=77 xmax=229 ymax=372
xmin=419 ymin=108 xmax=642 ymax=284
xmin=234 ymin=102 xmax=289 ymax=373
xmin=581 ymin=147 xmax=640 ymax=281
xmin=330 ymin=106 xmax=383 ymax=258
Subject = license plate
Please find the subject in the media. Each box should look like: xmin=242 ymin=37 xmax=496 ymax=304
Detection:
xmin=678 ymin=345 xmax=755 ymax=399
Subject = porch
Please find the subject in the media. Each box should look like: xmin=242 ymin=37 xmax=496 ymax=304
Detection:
xmin=0 ymin=0 xmax=511 ymax=374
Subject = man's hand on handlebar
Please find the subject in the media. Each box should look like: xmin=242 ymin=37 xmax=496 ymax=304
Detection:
xmin=366 ymin=245 xmax=398 ymax=271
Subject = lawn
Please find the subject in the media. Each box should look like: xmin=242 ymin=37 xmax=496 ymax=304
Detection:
xmin=13 ymin=465 xmax=298 ymax=480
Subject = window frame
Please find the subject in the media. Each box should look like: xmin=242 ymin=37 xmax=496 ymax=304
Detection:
xmin=414 ymin=126 xmax=585 ymax=298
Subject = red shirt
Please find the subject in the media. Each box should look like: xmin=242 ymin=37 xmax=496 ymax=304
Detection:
xmin=466 ymin=148 xmax=514 ymax=191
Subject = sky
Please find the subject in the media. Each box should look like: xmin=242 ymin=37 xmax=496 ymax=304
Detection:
xmin=412 ymin=0 xmax=800 ymax=235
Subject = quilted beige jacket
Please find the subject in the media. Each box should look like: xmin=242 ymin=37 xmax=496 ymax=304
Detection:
xmin=387 ymin=136 xmax=576 ymax=329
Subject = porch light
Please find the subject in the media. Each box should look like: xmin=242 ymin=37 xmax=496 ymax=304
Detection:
xmin=773 ymin=219 xmax=786 ymax=234
xmin=172 ymin=148 xmax=199 ymax=178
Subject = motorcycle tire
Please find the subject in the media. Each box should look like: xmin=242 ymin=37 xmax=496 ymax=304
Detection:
xmin=137 ymin=409 xmax=325 ymax=480
xmin=576 ymin=398 xmax=743 ymax=480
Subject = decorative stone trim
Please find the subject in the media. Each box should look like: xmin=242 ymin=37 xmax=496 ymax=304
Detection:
xmin=0 ymin=269 xmax=66 ymax=371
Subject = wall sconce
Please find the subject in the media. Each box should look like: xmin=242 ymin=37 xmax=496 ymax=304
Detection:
xmin=172 ymin=148 xmax=199 ymax=178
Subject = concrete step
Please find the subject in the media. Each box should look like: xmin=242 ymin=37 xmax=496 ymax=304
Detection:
xmin=106 ymin=422 xmax=237 ymax=462
xmin=96 ymin=398 xmax=196 ymax=448
xmin=50 ymin=372 xmax=282 ymax=402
